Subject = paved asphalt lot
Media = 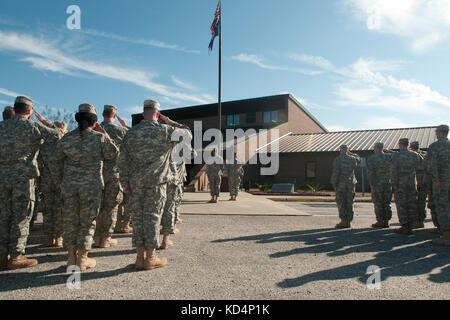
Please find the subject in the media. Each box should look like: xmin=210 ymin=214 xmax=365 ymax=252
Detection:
xmin=0 ymin=200 xmax=449 ymax=300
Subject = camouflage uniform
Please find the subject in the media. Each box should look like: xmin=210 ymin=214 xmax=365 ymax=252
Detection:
xmin=53 ymin=121 xmax=119 ymax=251
xmin=0 ymin=112 xmax=60 ymax=259
xmin=424 ymin=151 xmax=439 ymax=228
xmin=117 ymin=193 xmax=131 ymax=229
xmin=206 ymin=159 xmax=224 ymax=197
xmin=331 ymin=152 xmax=360 ymax=222
xmin=391 ymin=148 xmax=422 ymax=227
xmin=427 ymin=136 xmax=450 ymax=231
xmin=94 ymin=120 xmax=128 ymax=239
xmin=161 ymin=121 xmax=191 ymax=233
xmin=367 ymin=150 xmax=393 ymax=223
xmin=413 ymin=149 xmax=427 ymax=222
xmin=118 ymin=119 xmax=183 ymax=249
xmin=38 ymin=126 xmax=64 ymax=239
xmin=225 ymin=160 xmax=245 ymax=197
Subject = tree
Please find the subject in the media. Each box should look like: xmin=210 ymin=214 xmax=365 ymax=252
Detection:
xmin=33 ymin=105 xmax=77 ymax=131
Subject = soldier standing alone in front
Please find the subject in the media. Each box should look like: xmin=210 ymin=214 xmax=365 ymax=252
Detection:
xmin=331 ymin=145 xmax=361 ymax=229
xmin=118 ymin=100 xmax=183 ymax=270
xmin=427 ymin=125 xmax=450 ymax=246
xmin=0 ymin=96 xmax=60 ymax=270
xmin=367 ymin=142 xmax=393 ymax=228
xmin=391 ymin=138 xmax=422 ymax=235
xmin=93 ymin=105 xmax=128 ymax=248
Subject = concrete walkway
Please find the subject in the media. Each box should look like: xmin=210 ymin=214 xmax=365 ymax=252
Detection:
xmin=180 ymin=192 xmax=311 ymax=216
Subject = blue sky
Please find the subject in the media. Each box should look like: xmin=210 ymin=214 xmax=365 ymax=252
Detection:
xmin=0 ymin=0 xmax=449 ymax=130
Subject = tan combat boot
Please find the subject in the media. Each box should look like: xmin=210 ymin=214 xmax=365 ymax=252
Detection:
xmin=394 ymin=225 xmax=413 ymax=235
xmin=0 ymin=254 xmax=9 ymax=269
xmin=176 ymin=218 xmax=182 ymax=225
xmin=122 ymin=222 xmax=133 ymax=234
xmin=99 ymin=237 xmax=118 ymax=248
xmin=76 ymin=249 xmax=96 ymax=271
xmin=412 ymin=219 xmax=425 ymax=229
xmin=335 ymin=219 xmax=351 ymax=229
xmin=7 ymin=254 xmax=38 ymax=270
xmin=67 ymin=249 xmax=77 ymax=267
xmin=371 ymin=221 xmax=389 ymax=229
xmin=160 ymin=234 xmax=174 ymax=250
xmin=171 ymin=227 xmax=180 ymax=235
xmin=135 ymin=247 xmax=145 ymax=270
xmin=55 ymin=237 xmax=63 ymax=248
xmin=432 ymin=231 xmax=450 ymax=246
xmin=143 ymin=247 xmax=167 ymax=270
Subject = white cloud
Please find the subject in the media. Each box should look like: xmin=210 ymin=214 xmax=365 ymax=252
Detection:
xmin=361 ymin=116 xmax=411 ymax=129
xmin=0 ymin=100 xmax=12 ymax=105
xmin=344 ymin=0 xmax=450 ymax=51
xmin=231 ymin=53 xmax=324 ymax=76
xmin=0 ymin=31 xmax=212 ymax=105
xmin=171 ymin=76 xmax=197 ymax=91
xmin=289 ymin=54 xmax=335 ymax=71
xmin=79 ymin=29 xmax=200 ymax=54
xmin=0 ymin=87 xmax=22 ymax=98
xmin=335 ymin=57 xmax=450 ymax=113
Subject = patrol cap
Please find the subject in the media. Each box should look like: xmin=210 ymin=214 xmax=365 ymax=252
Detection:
xmin=399 ymin=138 xmax=409 ymax=145
xmin=143 ymin=99 xmax=160 ymax=111
xmin=339 ymin=144 xmax=348 ymax=151
xmin=410 ymin=141 xmax=419 ymax=149
xmin=54 ymin=121 xmax=67 ymax=130
xmin=3 ymin=106 xmax=13 ymax=112
xmin=104 ymin=105 xmax=117 ymax=113
xmin=14 ymin=96 xmax=34 ymax=107
xmin=78 ymin=103 xmax=97 ymax=115
xmin=374 ymin=142 xmax=384 ymax=149
xmin=435 ymin=124 xmax=449 ymax=133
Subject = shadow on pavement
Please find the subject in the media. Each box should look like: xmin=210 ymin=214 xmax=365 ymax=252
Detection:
xmin=213 ymin=224 xmax=449 ymax=287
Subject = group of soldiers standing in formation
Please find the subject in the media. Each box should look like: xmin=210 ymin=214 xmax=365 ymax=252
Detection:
xmin=331 ymin=127 xmax=450 ymax=247
xmin=0 ymin=97 xmax=190 ymax=271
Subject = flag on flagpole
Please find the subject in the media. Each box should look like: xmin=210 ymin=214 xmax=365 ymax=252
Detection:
xmin=208 ymin=1 xmax=221 ymax=51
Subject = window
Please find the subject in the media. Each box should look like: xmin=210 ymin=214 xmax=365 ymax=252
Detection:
xmin=306 ymin=162 xmax=316 ymax=178
xmin=226 ymin=114 xmax=240 ymax=126
xmin=263 ymin=111 xmax=278 ymax=123
xmin=246 ymin=112 xmax=256 ymax=124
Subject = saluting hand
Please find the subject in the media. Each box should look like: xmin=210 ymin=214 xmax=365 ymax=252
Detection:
xmin=33 ymin=108 xmax=45 ymax=122
xmin=94 ymin=123 xmax=106 ymax=134
xmin=159 ymin=114 xmax=170 ymax=124
xmin=116 ymin=115 xmax=130 ymax=128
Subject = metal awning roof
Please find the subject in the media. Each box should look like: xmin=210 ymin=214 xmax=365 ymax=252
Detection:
xmin=260 ymin=126 xmax=438 ymax=153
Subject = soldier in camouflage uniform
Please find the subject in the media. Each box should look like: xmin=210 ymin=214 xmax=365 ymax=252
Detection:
xmin=0 ymin=96 xmax=60 ymax=270
xmin=160 ymin=118 xmax=192 ymax=249
xmin=224 ymin=153 xmax=245 ymax=201
xmin=119 ymin=100 xmax=187 ymax=270
xmin=409 ymin=141 xmax=427 ymax=229
xmin=367 ymin=142 xmax=393 ymax=228
xmin=428 ymin=125 xmax=450 ymax=246
xmin=93 ymin=105 xmax=128 ymax=248
xmin=391 ymin=138 xmax=422 ymax=235
xmin=53 ymin=104 xmax=119 ymax=271
xmin=35 ymin=117 xmax=68 ymax=247
xmin=424 ymin=148 xmax=440 ymax=231
xmin=206 ymin=149 xmax=224 ymax=203
xmin=2 ymin=106 xmax=14 ymax=121
xmin=331 ymin=145 xmax=361 ymax=228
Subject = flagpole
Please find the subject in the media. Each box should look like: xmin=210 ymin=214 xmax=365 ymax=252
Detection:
xmin=218 ymin=0 xmax=222 ymax=135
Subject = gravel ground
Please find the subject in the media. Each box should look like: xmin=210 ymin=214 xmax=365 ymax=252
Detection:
xmin=0 ymin=202 xmax=448 ymax=300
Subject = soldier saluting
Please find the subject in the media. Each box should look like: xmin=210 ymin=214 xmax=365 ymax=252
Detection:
xmin=118 ymin=99 xmax=188 ymax=270
xmin=0 ymin=96 xmax=60 ymax=270
xmin=331 ymin=145 xmax=361 ymax=229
